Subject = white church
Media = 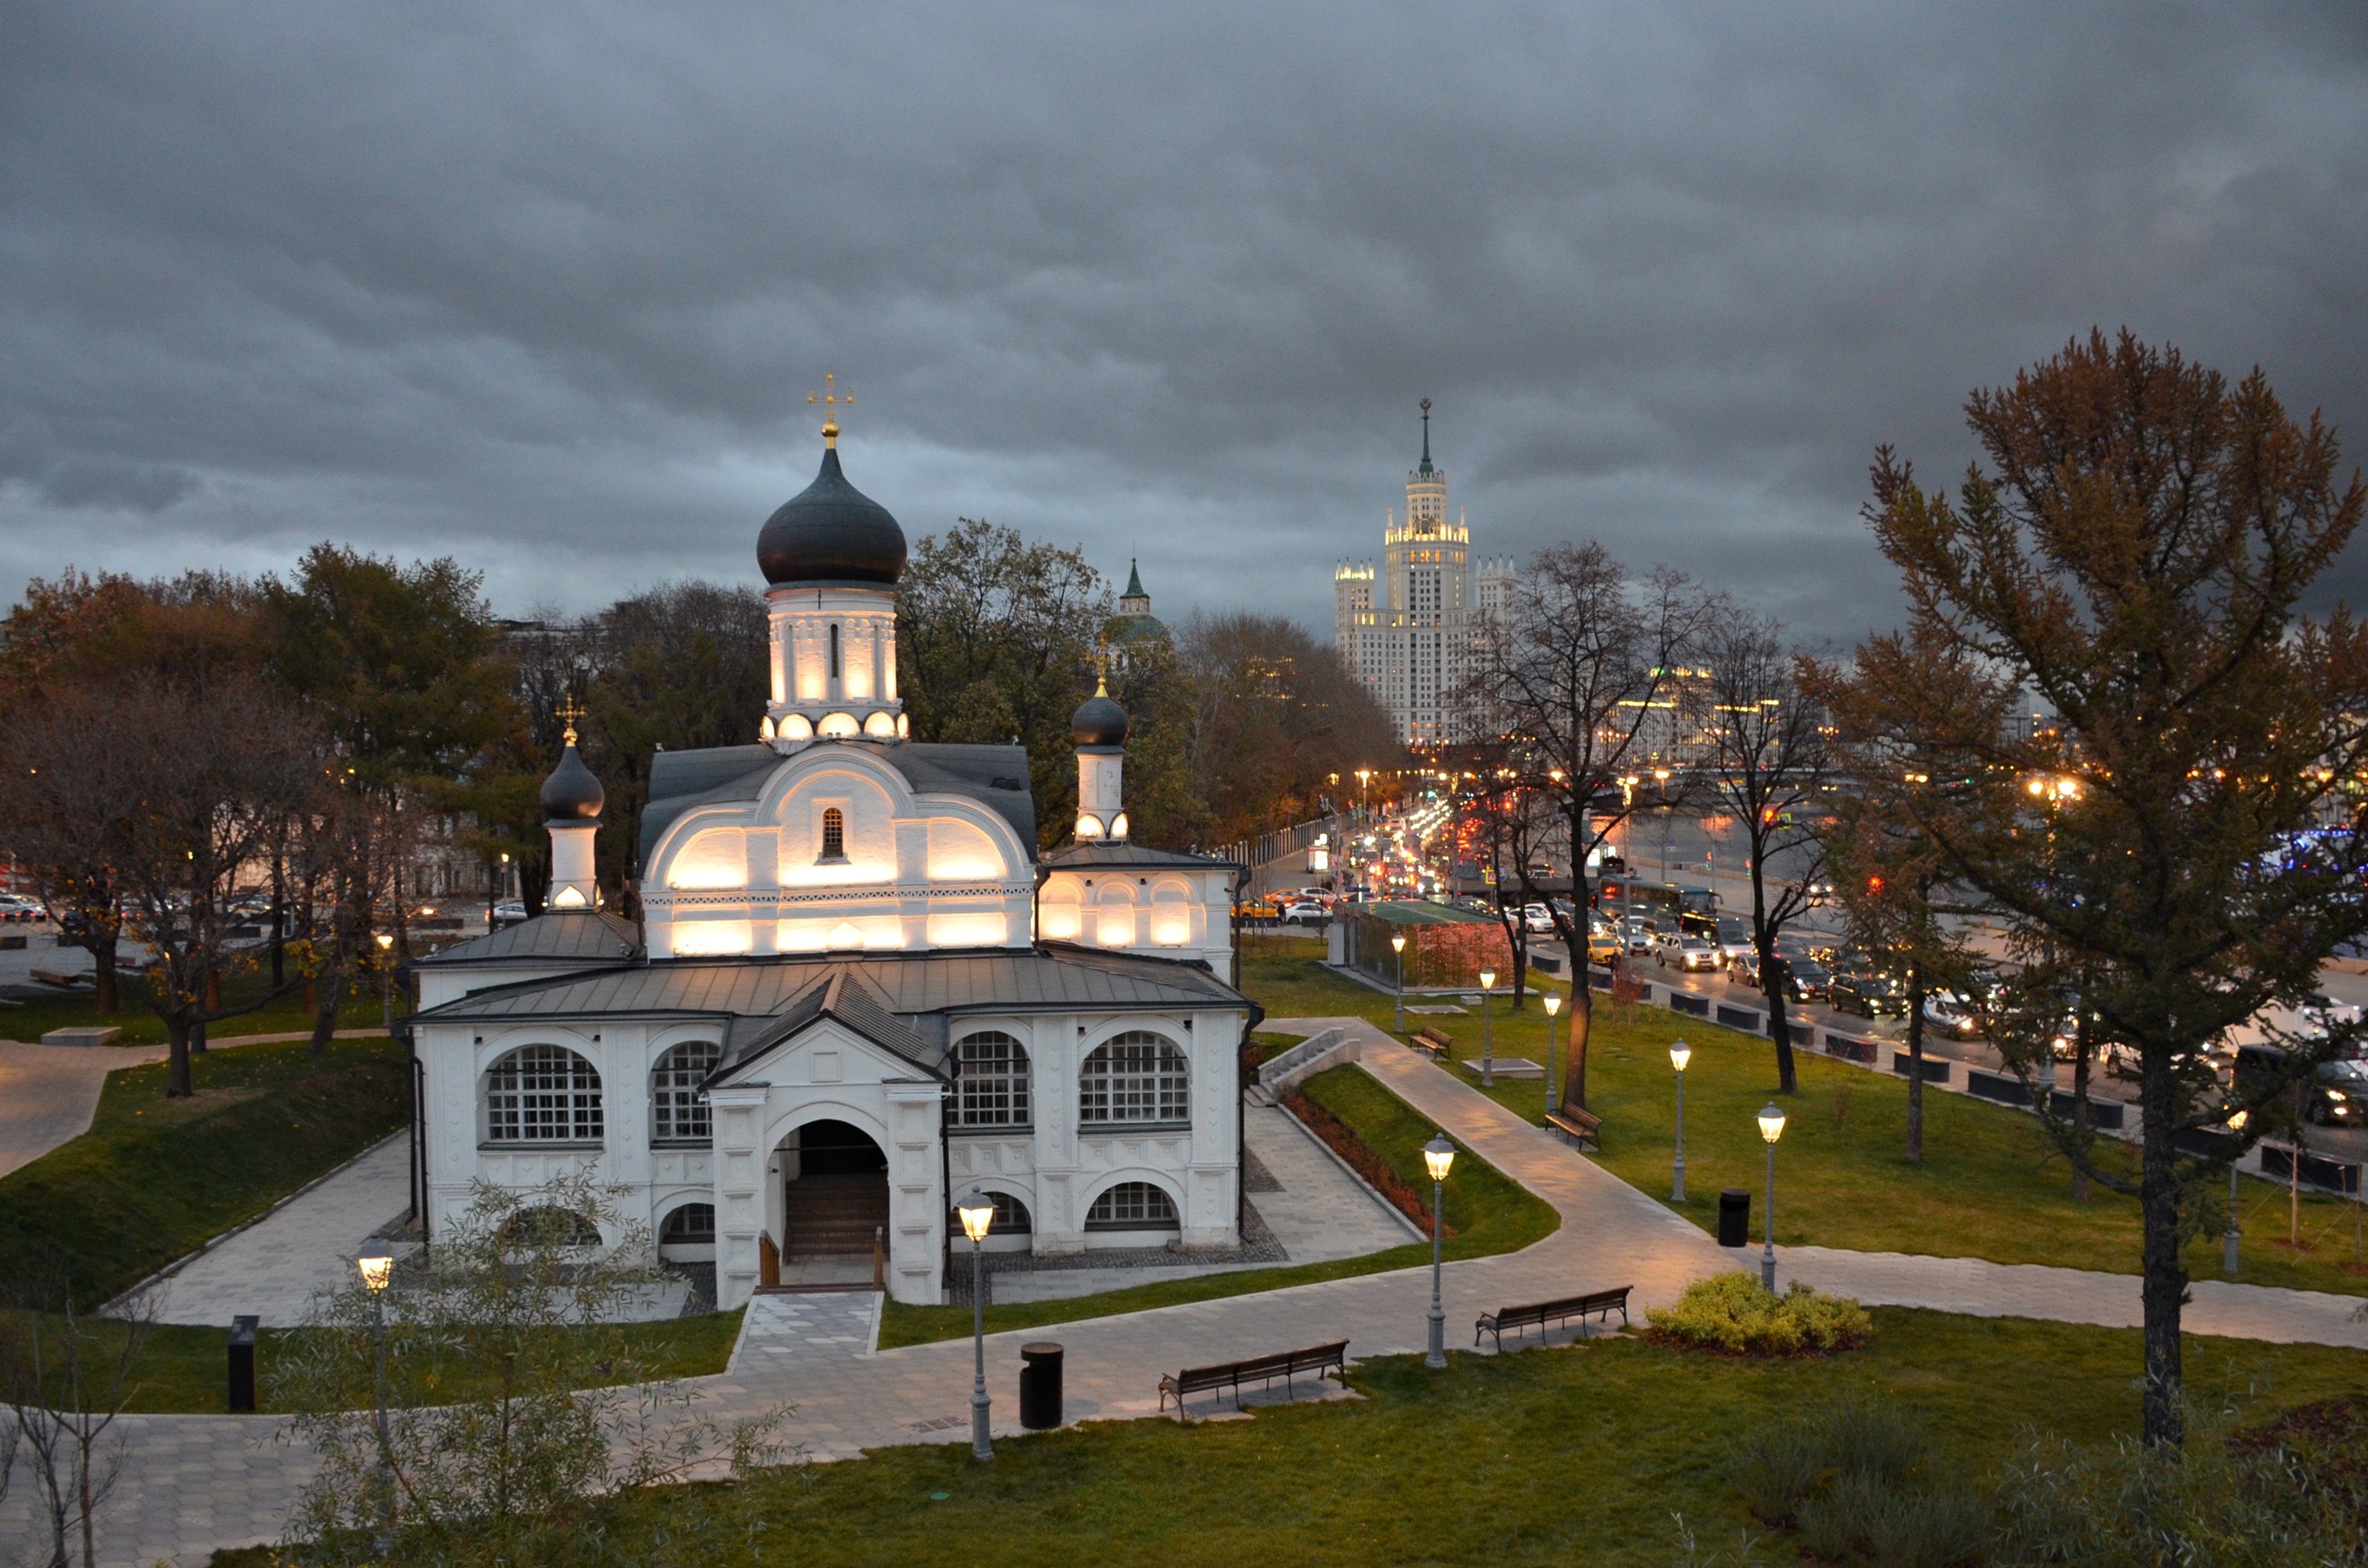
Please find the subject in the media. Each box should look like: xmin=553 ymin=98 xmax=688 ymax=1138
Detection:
xmin=406 ymin=412 xmax=1253 ymax=1309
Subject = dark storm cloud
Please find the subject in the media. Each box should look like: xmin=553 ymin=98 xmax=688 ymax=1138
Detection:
xmin=4 ymin=1 xmax=2365 ymax=642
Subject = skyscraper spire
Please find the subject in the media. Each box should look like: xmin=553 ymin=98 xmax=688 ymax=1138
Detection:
xmin=1418 ymin=396 xmax=1433 ymax=475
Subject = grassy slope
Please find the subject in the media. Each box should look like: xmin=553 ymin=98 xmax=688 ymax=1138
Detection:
xmin=240 ymin=1310 xmax=2368 ymax=1568
xmin=1243 ymin=941 xmax=2368 ymax=1296
xmin=878 ymin=1062 xmax=1558 ymax=1349
xmin=0 ymin=1037 xmax=410 ymax=1309
xmin=8 ymin=1306 xmax=748 ymax=1414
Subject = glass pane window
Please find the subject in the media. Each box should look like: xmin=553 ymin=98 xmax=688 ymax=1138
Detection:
xmin=661 ymin=1203 xmax=716 ymax=1244
xmin=1078 ymin=1031 xmax=1188 ymax=1125
xmin=955 ymin=1032 xmax=1032 ymax=1127
xmin=484 ymin=1044 xmax=604 ymax=1143
xmin=1085 ymin=1180 xmax=1178 ymax=1227
xmin=651 ymin=1041 xmax=721 ymax=1143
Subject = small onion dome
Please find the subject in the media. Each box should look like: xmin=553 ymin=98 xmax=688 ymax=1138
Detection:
xmin=540 ymin=740 xmax=605 ymax=822
xmin=1072 ymin=677 xmax=1130 ymax=748
xmin=757 ymin=446 xmax=907 ymax=587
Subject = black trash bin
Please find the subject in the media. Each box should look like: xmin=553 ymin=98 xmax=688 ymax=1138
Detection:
xmin=228 ymin=1314 xmax=259 ymax=1412
xmin=1019 ymin=1342 xmax=1064 ymax=1430
xmin=1717 ymin=1189 xmax=1751 ymax=1248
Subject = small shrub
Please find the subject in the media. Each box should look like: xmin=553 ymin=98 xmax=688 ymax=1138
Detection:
xmin=1645 ymin=1273 xmax=1873 ymax=1356
xmin=1728 ymin=1421 xmax=1829 ymax=1524
xmin=1822 ymin=1390 xmax=1930 ymax=1488
xmin=1798 ymin=1472 xmax=1990 ymax=1567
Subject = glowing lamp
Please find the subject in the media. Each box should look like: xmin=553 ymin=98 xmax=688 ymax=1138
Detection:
xmin=1670 ymin=1040 xmax=1692 ymax=1073
xmin=1390 ymin=933 xmax=1406 ymax=954
xmin=956 ymin=1187 xmax=995 ymax=1245
xmin=357 ymin=1255 xmax=394 ymax=1293
xmin=1076 ymin=813 xmax=1105 ymax=839
xmin=1422 ymin=1134 xmax=1456 ymax=1184
xmin=1478 ymin=968 xmax=1496 ymax=991
xmin=1757 ymin=1102 xmax=1788 ymax=1144
xmin=1543 ymin=993 xmax=1561 ymax=1018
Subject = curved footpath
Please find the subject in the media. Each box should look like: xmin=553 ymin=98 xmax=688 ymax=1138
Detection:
xmin=15 ymin=1017 xmax=2365 ymax=1565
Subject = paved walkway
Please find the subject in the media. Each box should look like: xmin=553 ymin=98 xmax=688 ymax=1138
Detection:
xmin=135 ymin=1136 xmax=416 ymax=1327
xmin=16 ymin=1014 xmax=2368 ymax=1564
xmin=0 ymin=1040 xmax=165 ymax=1175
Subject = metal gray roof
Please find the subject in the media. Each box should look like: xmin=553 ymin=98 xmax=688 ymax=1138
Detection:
xmin=716 ymin=967 xmax=948 ymax=1080
xmin=1041 ymin=842 xmax=1242 ymax=872
xmin=409 ymin=943 xmax=1247 ymax=1031
xmin=414 ymin=910 xmax=641 ymax=967
xmin=637 ymin=740 xmax=1038 ymax=871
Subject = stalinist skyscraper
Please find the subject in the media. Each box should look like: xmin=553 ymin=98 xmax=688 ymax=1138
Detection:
xmin=1333 ymin=400 xmax=1517 ymax=744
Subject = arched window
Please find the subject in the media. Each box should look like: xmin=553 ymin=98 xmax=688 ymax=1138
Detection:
xmin=1078 ymin=1031 xmax=1188 ymax=1125
xmin=661 ymin=1203 xmax=716 ymax=1245
xmin=955 ymin=1032 xmax=1031 ymax=1127
xmin=483 ymin=1045 xmax=603 ymax=1144
xmin=498 ymin=1205 xmax=602 ymax=1248
xmin=948 ymin=1191 xmax=1032 ymax=1235
xmin=820 ymin=807 xmax=846 ymax=862
xmin=651 ymin=1041 xmax=720 ymax=1144
xmin=1086 ymin=1181 xmax=1178 ymax=1229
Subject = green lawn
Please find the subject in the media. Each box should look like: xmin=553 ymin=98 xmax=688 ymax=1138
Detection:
xmin=0 ymin=962 xmax=379 ymax=1047
xmin=0 ymin=1037 xmax=411 ymax=1309
xmin=878 ymin=1062 xmax=1558 ymax=1349
xmin=224 ymin=1309 xmax=2368 ymax=1567
xmin=1242 ymin=943 xmax=2368 ymax=1297
xmin=5 ymin=1305 xmax=748 ymax=1414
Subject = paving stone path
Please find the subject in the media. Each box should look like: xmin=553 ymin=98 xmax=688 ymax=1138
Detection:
xmin=13 ymin=1014 xmax=2366 ymax=1565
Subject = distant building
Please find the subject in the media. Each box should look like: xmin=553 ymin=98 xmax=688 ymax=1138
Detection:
xmin=1106 ymin=559 xmax=1170 ymax=667
xmin=1333 ymin=401 xmax=1517 ymax=745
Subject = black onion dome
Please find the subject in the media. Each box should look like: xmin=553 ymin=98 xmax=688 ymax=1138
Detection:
xmin=1072 ymin=684 xmax=1130 ymax=748
xmin=757 ymin=446 xmax=907 ymax=587
xmin=540 ymin=742 xmax=605 ymax=822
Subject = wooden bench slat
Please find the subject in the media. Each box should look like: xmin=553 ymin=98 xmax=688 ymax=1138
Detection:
xmin=1160 ymin=1339 xmax=1349 ymax=1410
xmin=1473 ymin=1286 xmax=1631 ymax=1350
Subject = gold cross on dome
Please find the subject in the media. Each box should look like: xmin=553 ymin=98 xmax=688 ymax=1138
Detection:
xmin=807 ymin=369 xmax=853 ymax=448
xmin=556 ymin=696 xmax=586 ymax=747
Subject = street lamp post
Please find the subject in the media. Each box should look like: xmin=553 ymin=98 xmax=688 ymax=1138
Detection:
xmin=375 ymin=931 xmax=395 ymax=1034
xmin=956 ymin=1187 xmax=997 ymax=1461
xmin=1542 ymin=993 xmax=1562 ymax=1114
xmin=1422 ymin=1134 xmax=1456 ymax=1368
xmin=1757 ymin=1102 xmax=1786 ymax=1290
xmin=1477 ymin=968 xmax=1497 ymax=1087
xmin=2224 ymin=1109 xmax=2248 ymax=1277
xmin=1669 ymin=1040 xmax=1692 ymax=1203
xmin=1392 ymin=932 xmax=1408 ymax=1034
xmin=357 ymin=1253 xmax=396 ymax=1548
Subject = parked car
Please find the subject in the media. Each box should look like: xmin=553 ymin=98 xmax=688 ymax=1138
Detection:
xmin=1654 ymin=931 xmax=1723 ymax=974
xmin=491 ymin=899 xmax=529 ymax=926
xmin=1828 ymin=971 xmax=1908 ymax=1019
xmin=1279 ymin=901 xmax=1329 ymax=926
xmin=0 ymin=892 xmax=44 ymax=921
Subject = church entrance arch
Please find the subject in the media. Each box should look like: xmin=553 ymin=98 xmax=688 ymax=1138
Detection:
xmin=778 ymin=1118 xmax=890 ymax=1268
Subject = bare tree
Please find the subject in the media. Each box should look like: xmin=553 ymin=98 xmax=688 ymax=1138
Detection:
xmin=1688 ymin=611 xmax=1831 ymax=1092
xmin=1477 ymin=544 xmax=1707 ymax=1111
xmin=0 ymin=1275 xmax=152 ymax=1568
xmin=0 ymin=685 xmax=142 ymax=1015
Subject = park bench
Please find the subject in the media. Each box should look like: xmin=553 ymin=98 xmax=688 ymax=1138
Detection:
xmin=1543 ymin=1105 xmax=1600 ymax=1150
xmin=1474 ymin=1286 xmax=1632 ymax=1352
xmin=1158 ymin=1339 xmax=1349 ymax=1412
xmin=1410 ymin=1025 xmax=1453 ymax=1059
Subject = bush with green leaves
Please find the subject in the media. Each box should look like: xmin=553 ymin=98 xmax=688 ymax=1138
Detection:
xmin=273 ymin=1172 xmax=791 ymax=1566
xmin=1645 ymin=1272 xmax=1873 ymax=1356
xmin=1724 ymin=1394 xmax=1990 ymax=1567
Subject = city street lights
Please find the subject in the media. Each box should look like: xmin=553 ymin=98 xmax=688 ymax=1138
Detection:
xmin=956 ymin=1186 xmax=997 ymax=1460
xmin=1542 ymin=993 xmax=1561 ymax=1113
xmin=1756 ymin=1102 xmax=1786 ymax=1290
xmin=2224 ymin=1109 xmax=2248 ymax=1277
xmin=1476 ymin=968 xmax=1497 ymax=1087
xmin=1669 ymin=1040 xmax=1692 ymax=1203
xmin=1392 ymin=932 xmax=1408 ymax=1034
xmin=1422 ymin=1134 xmax=1456 ymax=1368
xmin=357 ymin=1253 xmax=395 ymax=1548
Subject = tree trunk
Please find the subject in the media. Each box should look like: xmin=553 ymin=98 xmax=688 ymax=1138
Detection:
xmin=90 ymin=940 xmax=117 ymax=1017
xmin=310 ymin=958 xmax=341 ymax=1056
xmin=166 ymin=1015 xmax=193 ymax=1098
xmin=2137 ymin=1049 xmax=2187 ymax=1448
xmin=203 ymin=968 xmax=220 ymax=1013
xmin=270 ymin=850 xmax=286 ymax=991
xmin=1905 ymin=967 xmax=1925 ymax=1164
xmin=1563 ymin=975 xmax=1592 ymax=1111
xmin=2071 ymin=1017 xmax=2094 ymax=1202
xmin=1762 ymin=963 xmax=1797 ymax=1094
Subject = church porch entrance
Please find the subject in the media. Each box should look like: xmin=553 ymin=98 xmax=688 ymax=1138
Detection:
xmin=773 ymin=1118 xmax=890 ymax=1289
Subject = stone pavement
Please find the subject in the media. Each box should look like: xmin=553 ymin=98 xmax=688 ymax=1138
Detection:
xmin=136 ymin=1135 xmax=415 ymax=1327
xmin=18 ymin=1013 xmax=2368 ymax=1564
xmin=0 ymin=1039 xmax=165 ymax=1175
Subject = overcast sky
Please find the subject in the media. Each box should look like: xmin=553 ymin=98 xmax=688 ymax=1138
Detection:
xmin=4 ymin=3 xmax=2365 ymax=644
